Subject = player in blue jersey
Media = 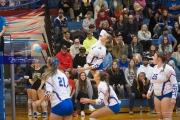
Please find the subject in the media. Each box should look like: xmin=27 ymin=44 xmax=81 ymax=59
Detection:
xmin=147 ymin=51 xmax=178 ymax=120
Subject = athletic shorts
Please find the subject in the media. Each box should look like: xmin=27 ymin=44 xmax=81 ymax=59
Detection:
xmin=155 ymin=92 xmax=172 ymax=101
xmin=88 ymin=63 xmax=103 ymax=71
xmin=26 ymin=84 xmax=31 ymax=89
xmin=51 ymin=98 xmax=73 ymax=116
xmin=108 ymin=103 xmax=121 ymax=114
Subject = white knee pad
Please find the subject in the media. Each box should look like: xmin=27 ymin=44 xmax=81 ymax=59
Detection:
xmin=163 ymin=118 xmax=171 ymax=120
xmin=41 ymin=101 xmax=46 ymax=107
xmin=28 ymin=99 xmax=32 ymax=104
xmin=89 ymin=118 xmax=98 ymax=120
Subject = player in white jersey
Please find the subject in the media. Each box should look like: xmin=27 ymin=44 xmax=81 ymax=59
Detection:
xmin=147 ymin=51 xmax=178 ymax=120
xmin=35 ymin=58 xmax=73 ymax=120
xmin=78 ymin=30 xmax=119 ymax=75
xmin=80 ymin=71 xmax=121 ymax=120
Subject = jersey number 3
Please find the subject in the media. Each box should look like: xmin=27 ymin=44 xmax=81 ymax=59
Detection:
xmin=58 ymin=77 xmax=68 ymax=87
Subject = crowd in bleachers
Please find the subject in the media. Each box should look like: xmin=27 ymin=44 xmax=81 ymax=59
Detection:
xmin=51 ymin=0 xmax=180 ymax=117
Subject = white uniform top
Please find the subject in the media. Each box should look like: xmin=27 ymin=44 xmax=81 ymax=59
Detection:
xmin=86 ymin=41 xmax=106 ymax=69
xmin=45 ymin=69 xmax=71 ymax=107
xmin=96 ymin=81 xmax=120 ymax=106
xmin=148 ymin=64 xmax=178 ymax=99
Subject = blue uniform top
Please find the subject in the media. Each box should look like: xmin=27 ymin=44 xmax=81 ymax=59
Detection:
xmin=0 ymin=16 xmax=6 ymax=32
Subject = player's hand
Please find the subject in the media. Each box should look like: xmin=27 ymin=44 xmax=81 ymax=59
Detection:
xmin=80 ymin=98 xmax=89 ymax=104
xmin=142 ymin=94 xmax=146 ymax=98
xmin=78 ymin=67 xmax=85 ymax=73
xmin=117 ymin=84 xmax=121 ymax=87
xmin=38 ymin=87 xmax=41 ymax=91
xmin=170 ymin=98 xmax=176 ymax=105
xmin=146 ymin=93 xmax=151 ymax=99
xmin=35 ymin=100 xmax=41 ymax=106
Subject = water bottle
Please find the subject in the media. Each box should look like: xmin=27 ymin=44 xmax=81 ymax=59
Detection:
xmin=140 ymin=106 xmax=143 ymax=114
xmin=77 ymin=16 xmax=79 ymax=22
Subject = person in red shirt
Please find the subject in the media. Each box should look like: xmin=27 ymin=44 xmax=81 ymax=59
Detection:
xmin=56 ymin=45 xmax=73 ymax=71
xmin=64 ymin=70 xmax=77 ymax=117
xmin=96 ymin=9 xmax=113 ymax=31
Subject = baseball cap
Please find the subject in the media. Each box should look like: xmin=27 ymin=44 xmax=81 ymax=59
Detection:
xmin=61 ymin=45 xmax=67 ymax=49
xmin=62 ymin=24 xmax=68 ymax=28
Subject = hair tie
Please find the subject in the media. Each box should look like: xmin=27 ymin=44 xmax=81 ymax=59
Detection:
xmin=52 ymin=59 xmax=59 ymax=67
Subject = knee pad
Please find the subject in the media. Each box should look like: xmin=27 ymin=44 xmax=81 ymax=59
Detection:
xmin=89 ymin=118 xmax=98 ymax=120
xmin=28 ymin=99 xmax=32 ymax=104
xmin=163 ymin=118 xmax=171 ymax=120
xmin=41 ymin=101 xmax=46 ymax=107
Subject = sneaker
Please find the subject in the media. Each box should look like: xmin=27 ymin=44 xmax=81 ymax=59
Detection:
xmin=129 ymin=111 xmax=133 ymax=115
xmin=73 ymin=111 xmax=78 ymax=117
xmin=42 ymin=112 xmax=47 ymax=118
xmin=28 ymin=110 xmax=32 ymax=116
xmin=80 ymin=111 xmax=85 ymax=116
xmin=149 ymin=110 xmax=156 ymax=114
xmin=89 ymin=105 xmax=96 ymax=112
xmin=33 ymin=112 xmax=38 ymax=118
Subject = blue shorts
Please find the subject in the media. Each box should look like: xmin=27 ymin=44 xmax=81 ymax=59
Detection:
xmin=26 ymin=84 xmax=31 ymax=89
xmin=88 ymin=63 xmax=103 ymax=71
xmin=51 ymin=98 xmax=73 ymax=116
xmin=155 ymin=92 xmax=172 ymax=101
xmin=108 ymin=103 xmax=121 ymax=114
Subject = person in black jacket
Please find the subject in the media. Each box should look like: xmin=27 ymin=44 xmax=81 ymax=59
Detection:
xmin=73 ymin=47 xmax=87 ymax=68
xmin=128 ymin=35 xmax=143 ymax=59
xmin=58 ymin=0 xmax=75 ymax=21
xmin=108 ymin=60 xmax=126 ymax=99
xmin=172 ymin=22 xmax=180 ymax=51
xmin=129 ymin=72 xmax=155 ymax=115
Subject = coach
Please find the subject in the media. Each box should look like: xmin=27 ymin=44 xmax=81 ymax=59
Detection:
xmin=0 ymin=16 xmax=6 ymax=52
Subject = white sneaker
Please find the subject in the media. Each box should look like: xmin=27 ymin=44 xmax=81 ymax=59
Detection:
xmin=81 ymin=111 xmax=85 ymax=116
xmin=28 ymin=110 xmax=32 ymax=116
xmin=89 ymin=105 xmax=96 ymax=112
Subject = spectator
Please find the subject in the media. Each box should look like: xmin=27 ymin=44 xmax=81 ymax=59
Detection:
xmin=123 ymin=0 xmax=133 ymax=13
xmin=172 ymin=44 xmax=180 ymax=69
xmin=0 ymin=15 xmax=6 ymax=52
xmin=148 ymin=11 xmax=161 ymax=38
xmin=116 ymin=35 xmax=128 ymax=58
xmin=14 ymin=66 xmax=26 ymax=95
xmin=133 ymin=53 xmax=143 ymax=68
xmin=114 ymin=3 xmax=124 ymax=20
xmin=176 ymin=82 xmax=180 ymax=112
xmin=113 ymin=15 xmax=127 ymax=44
xmin=172 ymin=22 xmax=180 ymax=51
xmin=80 ymin=0 xmax=94 ymax=18
xmin=128 ymin=36 xmax=143 ymax=59
xmin=166 ymin=51 xmax=179 ymax=68
xmin=70 ymin=39 xmax=84 ymax=59
xmin=126 ymin=15 xmax=139 ymax=45
xmin=137 ymin=57 xmax=153 ymax=80
xmin=60 ymin=31 xmax=73 ymax=50
xmin=158 ymin=28 xmax=178 ymax=52
xmin=109 ymin=0 xmax=121 ymax=17
xmin=73 ymin=47 xmax=87 ymax=68
xmin=41 ymin=56 xmax=51 ymax=72
xmin=133 ymin=0 xmax=146 ymax=21
xmin=53 ymin=9 xmax=68 ymax=36
xmin=111 ymin=40 xmax=121 ymax=60
xmin=88 ymin=24 xmax=99 ymax=39
xmin=94 ymin=0 xmax=108 ymax=19
xmin=58 ymin=0 xmax=75 ymax=21
xmin=108 ymin=60 xmax=126 ymax=98
xmin=158 ymin=36 xmax=172 ymax=53
xmin=99 ymin=21 xmax=113 ymax=35
xmin=159 ymin=9 xmax=174 ymax=33
xmin=146 ymin=0 xmax=161 ymax=18
xmin=56 ymin=45 xmax=73 ymax=71
xmin=97 ymin=4 xmax=109 ymax=18
xmin=73 ymin=0 xmax=81 ymax=18
xmin=119 ymin=54 xmax=129 ymax=72
xmin=82 ymin=11 xmax=95 ymax=33
xmin=56 ymin=23 xmax=69 ymax=45
xmin=96 ymin=9 xmax=113 ymax=31
xmin=83 ymin=31 xmax=98 ymax=53
xmin=129 ymin=72 xmax=155 ymax=115
xmin=167 ymin=0 xmax=180 ymax=20
xmin=138 ymin=24 xmax=152 ymax=52
xmin=103 ymin=50 xmax=112 ymax=72
xmin=75 ymin=72 xmax=95 ymax=116
xmin=124 ymin=59 xmax=137 ymax=97
xmin=168 ymin=60 xmax=180 ymax=82
xmin=145 ymin=45 xmax=156 ymax=67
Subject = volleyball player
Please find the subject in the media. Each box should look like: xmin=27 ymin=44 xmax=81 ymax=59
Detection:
xmin=35 ymin=58 xmax=73 ymax=120
xmin=147 ymin=51 xmax=178 ymax=120
xmin=80 ymin=71 xmax=121 ymax=120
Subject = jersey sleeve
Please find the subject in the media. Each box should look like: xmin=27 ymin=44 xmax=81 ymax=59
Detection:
xmin=91 ymin=50 xmax=105 ymax=69
xmin=148 ymin=82 xmax=154 ymax=95
xmin=167 ymin=69 xmax=178 ymax=99
xmin=44 ymin=77 xmax=53 ymax=97
xmin=95 ymin=85 xmax=106 ymax=105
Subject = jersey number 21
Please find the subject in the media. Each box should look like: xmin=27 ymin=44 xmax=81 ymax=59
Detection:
xmin=58 ymin=77 xmax=68 ymax=87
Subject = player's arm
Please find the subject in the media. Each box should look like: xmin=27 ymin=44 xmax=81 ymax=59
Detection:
xmin=169 ymin=70 xmax=178 ymax=99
